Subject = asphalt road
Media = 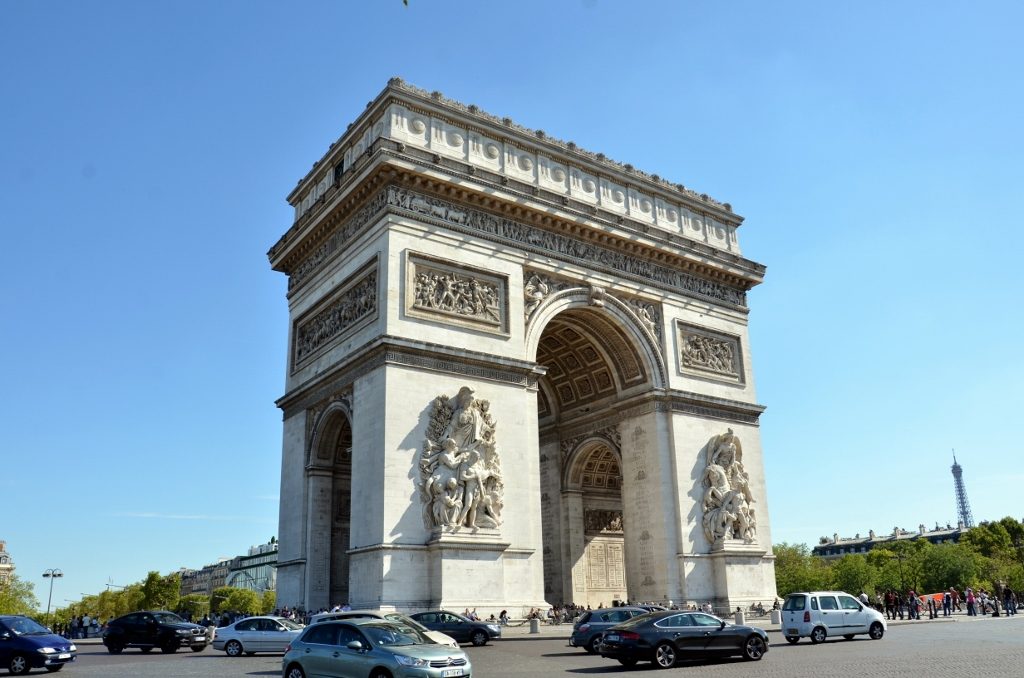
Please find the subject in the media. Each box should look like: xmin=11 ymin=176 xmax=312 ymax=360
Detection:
xmin=51 ymin=614 xmax=1021 ymax=677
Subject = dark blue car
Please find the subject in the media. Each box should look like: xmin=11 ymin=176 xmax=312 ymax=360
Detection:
xmin=0 ymin=615 xmax=77 ymax=674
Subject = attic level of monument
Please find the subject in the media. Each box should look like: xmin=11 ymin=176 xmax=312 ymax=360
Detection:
xmin=268 ymin=80 xmax=765 ymax=297
xmin=287 ymin=78 xmax=740 ymax=222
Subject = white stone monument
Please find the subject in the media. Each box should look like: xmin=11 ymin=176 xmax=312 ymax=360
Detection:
xmin=270 ymin=79 xmax=777 ymax=614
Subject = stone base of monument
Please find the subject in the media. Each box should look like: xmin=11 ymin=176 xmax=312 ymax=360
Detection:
xmin=707 ymin=540 xmax=773 ymax=613
xmin=425 ymin=530 xmax=513 ymax=609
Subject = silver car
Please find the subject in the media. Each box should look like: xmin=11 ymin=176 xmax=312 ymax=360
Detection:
xmin=282 ymin=619 xmax=471 ymax=678
xmin=309 ymin=610 xmax=459 ymax=648
xmin=212 ymin=616 xmax=303 ymax=656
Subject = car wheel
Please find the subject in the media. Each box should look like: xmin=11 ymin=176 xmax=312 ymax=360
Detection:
xmin=139 ymin=646 xmax=152 ymax=653
xmin=810 ymin=626 xmax=827 ymax=644
xmin=471 ymin=630 xmax=488 ymax=646
xmin=106 ymin=643 xmax=124 ymax=654
xmin=585 ymin=635 xmax=602 ymax=654
xmin=653 ymin=642 xmax=677 ymax=669
xmin=285 ymin=665 xmax=306 ymax=678
xmin=369 ymin=670 xmax=393 ymax=678
xmin=869 ymin=621 xmax=885 ymax=640
xmin=617 ymin=657 xmax=638 ymax=667
xmin=225 ymin=640 xmax=244 ymax=657
xmin=8 ymin=654 xmax=30 ymax=675
xmin=785 ymin=635 xmax=799 ymax=644
xmin=743 ymin=634 xmax=767 ymax=660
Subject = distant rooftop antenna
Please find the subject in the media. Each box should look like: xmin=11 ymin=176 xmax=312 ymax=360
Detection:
xmin=951 ymin=450 xmax=975 ymax=528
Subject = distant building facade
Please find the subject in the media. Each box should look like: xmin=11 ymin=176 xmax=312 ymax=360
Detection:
xmin=812 ymin=523 xmax=966 ymax=560
xmin=0 ymin=541 xmax=14 ymax=585
xmin=225 ymin=541 xmax=279 ymax=592
xmin=179 ymin=540 xmax=278 ymax=597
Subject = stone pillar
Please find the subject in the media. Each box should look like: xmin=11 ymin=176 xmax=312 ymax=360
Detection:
xmin=619 ymin=411 xmax=682 ymax=605
xmin=305 ymin=467 xmax=333 ymax=611
xmin=538 ymin=439 xmax=563 ymax=603
xmin=561 ymin=489 xmax=585 ymax=604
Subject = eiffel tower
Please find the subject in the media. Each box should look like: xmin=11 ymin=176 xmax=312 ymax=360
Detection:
xmin=951 ymin=452 xmax=974 ymax=528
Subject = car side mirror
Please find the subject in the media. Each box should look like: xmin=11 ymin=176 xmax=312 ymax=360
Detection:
xmin=347 ymin=640 xmax=364 ymax=651
xmin=720 ymin=620 xmax=726 ymax=629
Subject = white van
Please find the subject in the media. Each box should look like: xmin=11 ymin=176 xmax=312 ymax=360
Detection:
xmin=781 ymin=591 xmax=887 ymax=644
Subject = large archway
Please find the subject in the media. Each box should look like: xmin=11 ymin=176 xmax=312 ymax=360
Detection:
xmin=533 ymin=297 xmax=662 ymax=606
xmin=306 ymin=405 xmax=352 ymax=610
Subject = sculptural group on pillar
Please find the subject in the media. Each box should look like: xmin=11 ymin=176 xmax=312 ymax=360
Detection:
xmin=702 ymin=429 xmax=757 ymax=545
xmin=420 ymin=386 xmax=504 ymax=530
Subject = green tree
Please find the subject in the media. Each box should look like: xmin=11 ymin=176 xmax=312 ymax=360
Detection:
xmin=260 ymin=590 xmax=276 ymax=615
xmin=222 ymin=589 xmax=261 ymax=616
xmin=210 ymin=586 xmax=233 ymax=614
xmin=773 ymin=543 xmax=831 ymax=596
xmin=140 ymin=571 xmax=180 ymax=611
xmin=961 ymin=521 xmax=1014 ymax=560
xmin=918 ymin=543 xmax=981 ymax=592
xmin=177 ymin=594 xmax=210 ymax=620
xmin=0 ymin=574 xmax=39 ymax=615
xmin=830 ymin=554 xmax=876 ymax=595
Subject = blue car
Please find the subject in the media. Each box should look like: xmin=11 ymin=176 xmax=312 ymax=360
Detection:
xmin=0 ymin=615 xmax=77 ymax=674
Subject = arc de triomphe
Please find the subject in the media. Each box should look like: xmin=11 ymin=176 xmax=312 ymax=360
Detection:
xmin=270 ymin=79 xmax=776 ymax=614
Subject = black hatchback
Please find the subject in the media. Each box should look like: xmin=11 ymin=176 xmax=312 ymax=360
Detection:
xmin=599 ymin=610 xmax=769 ymax=669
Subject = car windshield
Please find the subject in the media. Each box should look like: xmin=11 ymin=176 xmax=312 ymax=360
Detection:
xmin=153 ymin=612 xmax=185 ymax=624
xmin=4 ymin=617 xmax=50 ymax=635
xmin=361 ymin=622 xmax=428 ymax=647
xmin=384 ymin=613 xmax=430 ymax=633
xmin=279 ymin=619 xmax=303 ymax=630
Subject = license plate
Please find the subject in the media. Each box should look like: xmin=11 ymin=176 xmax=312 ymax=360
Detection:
xmin=787 ymin=629 xmax=798 ymax=635
xmin=195 ymin=636 xmax=205 ymax=641
xmin=605 ymin=634 xmax=619 ymax=642
xmin=442 ymin=670 xmax=463 ymax=677
xmin=57 ymin=653 xmax=71 ymax=660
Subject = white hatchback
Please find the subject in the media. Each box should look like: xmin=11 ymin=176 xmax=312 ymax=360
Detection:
xmin=781 ymin=591 xmax=887 ymax=644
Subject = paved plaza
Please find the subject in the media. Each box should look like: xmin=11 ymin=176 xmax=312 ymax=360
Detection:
xmin=59 ymin=614 xmax=1021 ymax=677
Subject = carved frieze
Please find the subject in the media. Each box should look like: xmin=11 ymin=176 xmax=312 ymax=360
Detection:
xmin=406 ymin=254 xmax=508 ymax=334
xmin=293 ymin=259 xmax=378 ymax=369
xmin=584 ymin=509 xmax=624 ymax=534
xmin=676 ymin=321 xmax=744 ymax=385
xmin=419 ymin=387 xmax=504 ymax=531
xmin=285 ymin=185 xmax=747 ymax=307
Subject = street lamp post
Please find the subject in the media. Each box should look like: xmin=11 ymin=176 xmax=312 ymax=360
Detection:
xmin=42 ymin=569 xmax=63 ymax=626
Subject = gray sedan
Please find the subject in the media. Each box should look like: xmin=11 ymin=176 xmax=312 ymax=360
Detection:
xmin=212 ymin=616 xmax=303 ymax=656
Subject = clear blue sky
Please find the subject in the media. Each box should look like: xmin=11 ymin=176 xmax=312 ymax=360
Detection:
xmin=3 ymin=1 xmax=1021 ymax=608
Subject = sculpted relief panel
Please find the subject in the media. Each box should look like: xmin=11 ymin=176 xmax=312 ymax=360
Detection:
xmin=293 ymin=260 xmax=378 ymax=369
xmin=701 ymin=429 xmax=757 ymax=545
xmin=676 ymin=321 xmax=744 ymax=385
xmin=406 ymin=255 xmax=508 ymax=334
xmin=419 ymin=387 xmax=504 ymax=531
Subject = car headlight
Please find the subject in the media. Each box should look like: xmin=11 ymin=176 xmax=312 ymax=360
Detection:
xmin=37 ymin=647 xmax=57 ymax=654
xmin=69 ymin=645 xmax=77 ymax=652
xmin=394 ymin=654 xmax=428 ymax=667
